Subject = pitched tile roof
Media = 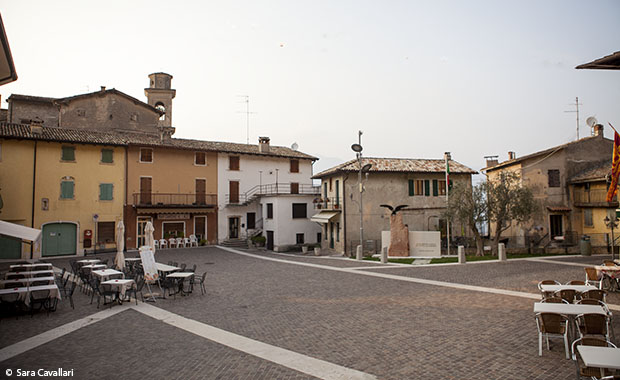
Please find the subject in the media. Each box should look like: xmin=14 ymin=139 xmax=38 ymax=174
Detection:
xmin=570 ymin=161 xmax=610 ymax=183
xmin=312 ymin=157 xmax=476 ymax=178
xmin=0 ymin=123 xmax=317 ymax=160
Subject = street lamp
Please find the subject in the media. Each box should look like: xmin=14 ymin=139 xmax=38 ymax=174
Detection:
xmin=604 ymin=214 xmax=619 ymax=261
xmin=351 ymin=131 xmax=371 ymax=259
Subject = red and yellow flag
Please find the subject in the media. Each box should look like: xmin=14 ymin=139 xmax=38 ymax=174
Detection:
xmin=607 ymin=130 xmax=620 ymax=202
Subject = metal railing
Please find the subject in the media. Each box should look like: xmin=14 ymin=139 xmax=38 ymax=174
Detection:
xmin=226 ymin=183 xmax=320 ymax=205
xmin=574 ymin=189 xmax=617 ymax=206
xmin=133 ymin=193 xmax=217 ymax=206
xmin=313 ymin=197 xmax=343 ymax=210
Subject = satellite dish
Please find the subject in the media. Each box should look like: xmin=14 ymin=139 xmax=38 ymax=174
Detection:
xmin=351 ymin=144 xmax=363 ymax=153
xmin=291 ymin=142 xmax=298 ymax=151
xmin=586 ymin=116 xmax=598 ymax=127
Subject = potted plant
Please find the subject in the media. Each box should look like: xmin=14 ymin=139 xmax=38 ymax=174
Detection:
xmin=301 ymin=245 xmax=308 ymax=254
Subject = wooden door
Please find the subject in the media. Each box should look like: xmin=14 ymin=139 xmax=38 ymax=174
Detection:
xmin=267 ymin=230 xmax=274 ymax=250
xmin=229 ymin=181 xmax=239 ymax=204
xmin=140 ymin=177 xmax=152 ymax=204
xmin=196 ymin=179 xmax=206 ymax=204
xmin=247 ymin=212 xmax=256 ymax=229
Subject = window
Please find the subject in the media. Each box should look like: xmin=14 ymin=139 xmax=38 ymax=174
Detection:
xmin=77 ymin=109 xmax=86 ymax=117
xmin=140 ymin=148 xmax=153 ymax=163
xmin=99 ymin=183 xmax=113 ymax=200
xmin=229 ymin=156 xmax=240 ymax=170
xmin=424 ymin=180 xmax=430 ymax=196
xmin=413 ymin=180 xmax=424 ymax=195
xmin=155 ymin=102 xmax=166 ymax=121
xmin=290 ymin=159 xmax=299 ymax=173
xmin=408 ymin=180 xmax=414 ymax=196
xmin=292 ymin=203 xmax=307 ymax=219
xmin=336 ymin=222 xmax=340 ymax=242
xmin=60 ymin=177 xmax=74 ymax=199
xmin=432 ymin=180 xmax=439 ymax=196
xmin=584 ymin=209 xmax=593 ymax=227
xmin=335 ymin=180 xmax=340 ymax=206
xmin=290 ymin=182 xmax=299 ymax=194
xmin=438 ymin=180 xmax=447 ymax=195
xmin=296 ymin=233 xmax=305 ymax=244
xmin=229 ymin=181 xmax=239 ymax=204
xmin=130 ymin=114 xmax=138 ymax=122
xmin=97 ymin=221 xmax=115 ymax=244
xmin=267 ymin=203 xmax=273 ymax=219
xmin=101 ymin=149 xmax=113 ymax=163
xmin=61 ymin=146 xmax=75 ymax=161
xmin=548 ymin=169 xmax=560 ymax=188
xmin=195 ymin=152 xmax=206 ymax=166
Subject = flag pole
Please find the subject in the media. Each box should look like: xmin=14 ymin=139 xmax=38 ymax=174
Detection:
xmin=445 ymin=152 xmax=450 ymax=256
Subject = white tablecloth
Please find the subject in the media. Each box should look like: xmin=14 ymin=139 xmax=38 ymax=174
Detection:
xmin=0 ymin=284 xmax=61 ymax=307
xmin=101 ymin=279 xmax=135 ymax=299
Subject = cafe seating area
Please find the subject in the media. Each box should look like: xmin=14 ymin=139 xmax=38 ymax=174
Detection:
xmin=534 ymin=259 xmax=620 ymax=379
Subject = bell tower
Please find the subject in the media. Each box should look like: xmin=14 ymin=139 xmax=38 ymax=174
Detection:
xmin=145 ymin=73 xmax=176 ymax=130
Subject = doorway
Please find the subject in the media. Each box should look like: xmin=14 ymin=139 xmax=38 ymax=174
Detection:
xmin=266 ymin=230 xmax=274 ymax=250
xmin=137 ymin=217 xmax=151 ymax=248
xmin=550 ymin=215 xmax=563 ymax=238
xmin=194 ymin=216 xmax=206 ymax=241
xmin=42 ymin=223 xmax=77 ymax=256
xmin=329 ymin=222 xmax=334 ymax=249
xmin=229 ymin=217 xmax=240 ymax=239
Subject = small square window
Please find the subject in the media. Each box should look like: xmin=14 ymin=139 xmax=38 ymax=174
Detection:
xmin=267 ymin=203 xmax=273 ymax=219
xmin=77 ymin=109 xmax=86 ymax=117
xmin=290 ymin=182 xmax=299 ymax=194
xmin=140 ymin=148 xmax=153 ymax=163
xmin=99 ymin=183 xmax=113 ymax=200
xmin=229 ymin=156 xmax=240 ymax=170
xmin=290 ymin=159 xmax=299 ymax=173
xmin=101 ymin=149 xmax=114 ymax=163
xmin=60 ymin=180 xmax=74 ymax=199
xmin=292 ymin=203 xmax=307 ymax=219
xmin=584 ymin=209 xmax=593 ymax=227
xmin=61 ymin=146 xmax=75 ymax=161
xmin=296 ymin=233 xmax=304 ymax=244
xmin=97 ymin=221 xmax=116 ymax=244
xmin=195 ymin=152 xmax=206 ymax=165
xmin=548 ymin=170 xmax=560 ymax=188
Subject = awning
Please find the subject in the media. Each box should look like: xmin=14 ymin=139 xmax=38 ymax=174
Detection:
xmin=136 ymin=207 xmax=214 ymax=215
xmin=547 ymin=206 xmax=572 ymax=213
xmin=310 ymin=211 xmax=340 ymax=224
xmin=0 ymin=220 xmax=41 ymax=242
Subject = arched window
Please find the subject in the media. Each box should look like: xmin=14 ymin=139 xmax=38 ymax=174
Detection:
xmin=155 ymin=102 xmax=166 ymax=121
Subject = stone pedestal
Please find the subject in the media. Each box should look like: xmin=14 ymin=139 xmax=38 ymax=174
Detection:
xmin=381 ymin=247 xmax=388 ymax=264
xmin=458 ymin=245 xmax=466 ymax=264
xmin=356 ymin=245 xmax=363 ymax=260
xmin=388 ymin=214 xmax=409 ymax=257
xmin=498 ymin=243 xmax=506 ymax=261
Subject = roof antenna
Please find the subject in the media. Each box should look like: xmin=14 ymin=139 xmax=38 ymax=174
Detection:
xmin=236 ymin=95 xmax=257 ymax=144
xmin=564 ymin=97 xmax=582 ymax=140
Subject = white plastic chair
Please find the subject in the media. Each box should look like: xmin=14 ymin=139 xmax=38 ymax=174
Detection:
xmin=159 ymin=239 xmax=167 ymax=249
xmin=176 ymin=237 xmax=184 ymax=248
xmin=183 ymin=237 xmax=190 ymax=247
xmin=189 ymin=234 xmax=199 ymax=247
xmin=168 ymin=238 xmax=177 ymax=248
xmin=154 ymin=240 xmax=159 ymax=249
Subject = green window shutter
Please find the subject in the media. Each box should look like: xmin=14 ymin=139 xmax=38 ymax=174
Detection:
xmin=101 ymin=149 xmax=113 ymax=163
xmin=100 ymin=184 xmax=113 ymax=200
xmin=62 ymin=146 xmax=75 ymax=161
xmin=408 ymin=180 xmax=414 ymax=196
xmin=432 ymin=180 xmax=438 ymax=196
xmin=424 ymin=180 xmax=430 ymax=196
xmin=61 ymin=181 xmax=74 ymax=199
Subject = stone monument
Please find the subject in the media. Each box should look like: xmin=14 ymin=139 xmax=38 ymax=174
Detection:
xmin=380 ymin=204 xmax=409 ymax=257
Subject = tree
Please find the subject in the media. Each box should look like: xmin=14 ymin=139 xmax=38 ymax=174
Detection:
xmin=486 ymin=171 xmax=538 ymax=255
xmin=444 ymin=181 xmax=487 ymax=256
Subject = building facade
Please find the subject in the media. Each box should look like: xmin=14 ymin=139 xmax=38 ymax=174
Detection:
xmin=312 ymin=157 xmax=476 ymax=256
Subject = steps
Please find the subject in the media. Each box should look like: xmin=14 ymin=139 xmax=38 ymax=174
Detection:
xmin=220 ymin=239 xmax=248 ymax=248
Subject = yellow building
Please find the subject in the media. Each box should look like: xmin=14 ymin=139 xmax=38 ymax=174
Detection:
xmin=0 ymin=122 xmax=126 ymax=259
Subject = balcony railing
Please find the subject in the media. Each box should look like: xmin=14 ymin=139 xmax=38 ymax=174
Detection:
xmin=574 ymin=189 xmax=617 ymax=206
xmin=313 ymin=197 xmax=343 ymax=210
xmin=226 ymin=183 xmax=320 ymax=205
xmin=133 ymin=193 xmax=217 ymax=207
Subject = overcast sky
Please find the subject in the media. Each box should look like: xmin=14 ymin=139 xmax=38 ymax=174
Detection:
xmin=2 ymin=1 xmax=619 ymax=177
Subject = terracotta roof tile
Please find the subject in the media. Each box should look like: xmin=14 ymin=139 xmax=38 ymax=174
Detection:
xmin=570 ymin=161 xmax=610 ymax=183
xmin=313 ymin=157 xmax=476 ymax=178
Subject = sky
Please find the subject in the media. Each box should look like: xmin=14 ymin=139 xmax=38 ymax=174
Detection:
xmin=1 ymin=1 xmax=619 ymax=178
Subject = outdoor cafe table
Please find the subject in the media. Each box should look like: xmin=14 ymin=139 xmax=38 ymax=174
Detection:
xmin=5 ymin=270 xmax=54 ymax=279
xmin=576 ymin=346 xmax=620 ymax=374
xmin=165 ymin=272 xmax=194 ymax=295
xmin=155 ymin=263 xmax=180 ymax=274
xmin=124 ymin=258 xmax=141 ymax=262
xmin=91 ymin=269 xmax=124 ymax=282
xmin=0 ymin=284 xmax=61 ymax=307
xmin=595 ymin=265 xmax=620 ymax=278
xmin=534 ymin=303 xmax=608 ymax=341
xmin=0 ymin=276 xmax=55 ymax=289
xmin=81 ymin=264 xmax=106 ymax=272
xmin=9 ymin=263 xmax=52 ymax=270
xmin=539 ymin=284 xmax=597 ymax=293
xmin=101 ymin=279 xmax=135 ymax=300
xmin=75 ymin=259 xmax=101 ymax=268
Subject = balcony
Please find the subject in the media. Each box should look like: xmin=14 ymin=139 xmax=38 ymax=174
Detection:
xmin=573 ymin=189 xmax=618 ymax=207
xmin=133 ymin=193 xmax=217 ymax=207
xmin=226 ymin=183 xmax=320 ymax=205
xmin=313 ymin=197 xmax=342 ymax=210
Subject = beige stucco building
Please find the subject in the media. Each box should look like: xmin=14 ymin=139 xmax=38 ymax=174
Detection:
xmin=312 ymin=157 xmax=476 ymax=255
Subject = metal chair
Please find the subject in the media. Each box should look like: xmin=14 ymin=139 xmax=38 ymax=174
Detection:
xmin=535 ymin=312 xmax=570 ymax=359
xmin=538 ymin=280 xmax=561 ymax=299
xmin=29 ymin=289 xmax=51 ymax=317
xmin=541 ymin=297 xmax=569 ymax=304
xmin=553 ymin=289 xmax=576 ymax=304
xmin=581 ymin=289 xmax=606 ymax=302
xmin=191 ymin=272 xmax=207 ymax=295
xmin=575 ymin=313 xmax=612 ymax=341
xmin=585 ymin=267 xmax=603 ymax=289
xmin=571 ymin=337 xmax=617 ymax=379
xmin=566 ymin=280 xmax=585 ymax=285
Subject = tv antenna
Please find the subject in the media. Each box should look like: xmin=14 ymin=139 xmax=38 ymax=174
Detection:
xmin=236 ymin=95 xmax=257 ymax=144
xmin=564 ymin=97 xmax=582 ymax=140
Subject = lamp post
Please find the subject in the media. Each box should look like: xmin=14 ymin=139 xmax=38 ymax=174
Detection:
xmin=604 ymin=214 xmax=619 ymax=261
xmin=351 ymin=131 xmax=371 ymax=259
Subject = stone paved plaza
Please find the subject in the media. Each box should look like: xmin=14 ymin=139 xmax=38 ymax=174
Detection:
xmin=1 ymin=247 xmax=619 ymax=379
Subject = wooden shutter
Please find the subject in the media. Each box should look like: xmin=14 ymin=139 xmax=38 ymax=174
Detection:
xmin=140 ymin=148 xmax=153 ymax=162
xmin=424 ymin=180 xmax=430 ymax=196
xmin=100 ymin=184 xmax=113 ymax=200
xmin=229 ymin=181 xmax=239 ymax=203
xmin=196 ymin=179 xmax=206 ymax=204
xmin=290 ymin=182 xmax=299 ymax=194
xmin=290 ymin=159 xmax=299 ymax=173
xmin=61 ymin=181 xmax=74 ymax=199
xmin=140 ymin=177 xmax=152 ymax=204
xmin=62 ymin=146 xmax=75 ymax=161
xmin=101 ymin=149 xmax=113 ymax=163
xmin=195 ymin=152 xmax=206 ymax=165
xmin=432 ymin=180 xmax=438 ymax=196
xmin=229 ymin=156 xmax=240 ymax=170
xmin=408 ymin=180 xmax=414 ymax=196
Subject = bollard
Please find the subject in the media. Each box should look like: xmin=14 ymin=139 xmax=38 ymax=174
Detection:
xmin=314 ymin=247 xmax=320 ymax=256
xmin=381 ymin=247 xmax=388 ymax=264
xmin=498 ymin=243 xmax=506 ymax=261
xmin=356 ymin=245 xmax=363 ymax=260
xmin=458 ymin=245 xmax=466 ymax=264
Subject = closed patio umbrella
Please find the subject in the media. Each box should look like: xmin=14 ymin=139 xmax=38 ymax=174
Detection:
xmin=145 ymin=221 xmax=155 ymax=253
xmin=114 ymin=221 xmax=125 ymax=270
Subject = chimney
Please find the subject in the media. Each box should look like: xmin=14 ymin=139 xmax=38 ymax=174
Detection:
xmin=484 ymin=155 xmax=499 ymax=167
xmin=508 ymin=151 xmax=516 ymax=160
xmin=444 ymin=151 xmax=451 ymax=161
xmin=29 ymin=118 xmax=43 ymax=135
xmin=259 ymin=136 xmax=270 ymax=153
xmin=100 ymin=86 xmax=106 ymax=92
xmin=594 ymin=124 xmax=604 ymax=138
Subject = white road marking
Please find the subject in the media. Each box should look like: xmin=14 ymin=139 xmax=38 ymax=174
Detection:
xmin=133 ymin=303 xmax=377 ymax=380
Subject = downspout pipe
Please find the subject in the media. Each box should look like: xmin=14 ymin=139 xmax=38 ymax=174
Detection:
xmin=30 ymin=140 xmax=37 ymax=259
